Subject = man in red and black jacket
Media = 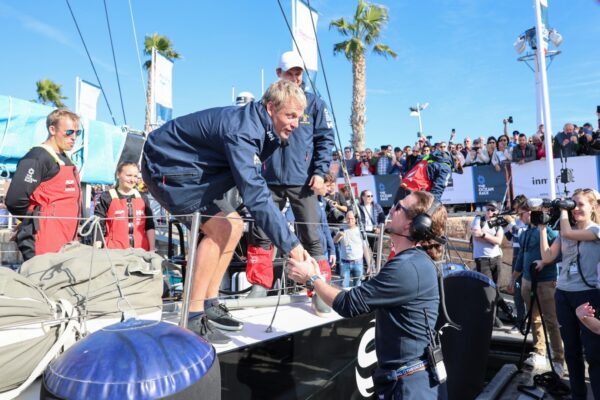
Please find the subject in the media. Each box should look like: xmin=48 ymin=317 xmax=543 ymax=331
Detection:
xmin=6 ymin=109 xmax=82 ymax=260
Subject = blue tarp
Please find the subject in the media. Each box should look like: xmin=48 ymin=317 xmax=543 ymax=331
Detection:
xmin=0 ymin=95 xmax=127 ymax=184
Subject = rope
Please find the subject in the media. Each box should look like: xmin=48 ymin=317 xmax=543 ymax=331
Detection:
xmin=78 ymin=215 xmax=137 ymax=322
xmin=64 ymin=0 xmax=117 ymax=125
xmin=102 ymin=0 xmax=127 ymax=125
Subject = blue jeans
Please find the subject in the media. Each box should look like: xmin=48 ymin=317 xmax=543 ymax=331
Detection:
xmin=555 ymin=288 xmax=600 ymax=400
xmin=380 ymin=369 xmax=438 ymax=400
xmin=340 ymin=260 xmax=363 ymax=288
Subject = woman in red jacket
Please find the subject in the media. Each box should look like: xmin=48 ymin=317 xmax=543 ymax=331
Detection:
xmin=94 ymin=162 xmax=155 ymax=251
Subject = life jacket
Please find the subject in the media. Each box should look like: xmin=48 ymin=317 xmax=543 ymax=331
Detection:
xmin=105 ymin=189 xmax=149 ymax=251
xmin=400 ymin=159 xmax=433 ymax=192
xmin=27 ymin=145 xmax=81 ymax=256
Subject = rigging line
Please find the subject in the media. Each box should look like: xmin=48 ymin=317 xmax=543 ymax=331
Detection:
xmin=127 ymin=0 xmax=147 ymax=113
xmin=275 ymin=0 xmax=369 ymax=242
xmin=103 ymin=0 xmax=127 ymax=125
xmin=64 ymin=0 xmax=117 ymax=125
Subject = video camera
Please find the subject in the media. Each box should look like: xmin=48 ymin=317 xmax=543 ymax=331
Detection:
xmin=527 ymin=198 xmax=576 ymax=227
xmin=325 ymin=198 xmax=345 ymax=223
xmin=487 ymin=215 xmax=510 ymax=229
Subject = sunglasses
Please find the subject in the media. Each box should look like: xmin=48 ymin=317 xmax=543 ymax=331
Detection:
xmin=499 ymin=138 xmax=508 ymax=142
xmin=486 ymin=208 xmax=497 ymax=212
xmin=394 ymin=202 xmax=410 ymax=215
xmin=65 ymin=129 xmax=82 ymax=137
xmin=364 ymin=194 xmax=373 ymax=198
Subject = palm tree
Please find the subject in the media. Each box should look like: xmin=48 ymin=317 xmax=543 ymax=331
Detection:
xmin=143 ymin=33 xmax=181 ymax=133
xmin=330 ymin=0 xmax=397 ymax=151
xmin=35 ymin=79 xmax=67 ymax=108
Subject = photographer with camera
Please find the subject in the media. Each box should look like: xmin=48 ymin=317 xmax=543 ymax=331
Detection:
xmin=507 ymin=200 xmax=564 ymax=374
xmin=538 ymin=189 xmax=600 ymax=399
xmin=464 ymin=138 xmax=490 ymax=166
xmin=324 ymin=178 xmax=348 ymax=224
xmin=471 ymin=201 xmax=515 ymax=327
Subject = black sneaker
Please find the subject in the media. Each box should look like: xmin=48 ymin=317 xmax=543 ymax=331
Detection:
xmin=205 ymin=303 xmax=244 ymax=331
xmin=187 ymin=315 xmax=231 ymax=345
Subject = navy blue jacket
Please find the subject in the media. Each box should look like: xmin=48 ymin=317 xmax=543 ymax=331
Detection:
xmin=426 ymin=150 xmax=453 ymax=201
xmin=332 ymin=247 xmax=439 ymax=369
xmin=515 ymin=225 xmax=559 ymax=283
xmin=262 ymin=92 xmax=334 ymax=186
xmin=142 ymin=102 xmax=300 ymax=253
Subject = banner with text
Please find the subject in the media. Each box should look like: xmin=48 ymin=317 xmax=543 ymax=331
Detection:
xmin=151 ymin=49 xmax=173 ymax=127
xmin=76 ymin=77 xmax=101 ymax=120
xmin=336 ymin=176 xmax=377 ymax=204
xmin=293 ymin=0 xmax=319 ymax=72
xmin=472 ymin=164 xmax=509 ymax=203
xmin=512 ymin=156 xmax=599 ymax=198
xmin=441 ymin=168 xmax=475 ymax=205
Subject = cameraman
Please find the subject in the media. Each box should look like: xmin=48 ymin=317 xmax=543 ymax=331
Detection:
xmin=507 ymin=201 xmax=564 ymax=374
xmin=471 ymin=201 xmax=514 ymax=327
xmin=539 ymin=189 xmax=600 ymax=399
xmin=324 ymin=177 xmax=348 ymax=224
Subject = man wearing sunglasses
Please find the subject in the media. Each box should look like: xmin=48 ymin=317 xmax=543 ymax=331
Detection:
xmin=287 ymin=191 xmax=447 ymax=399
xmin=6 ymin=109 xmax=82 ymax=261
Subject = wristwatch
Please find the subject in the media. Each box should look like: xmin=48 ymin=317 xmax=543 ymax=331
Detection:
xmin=305 ymin=274 xmax=323 ymax=290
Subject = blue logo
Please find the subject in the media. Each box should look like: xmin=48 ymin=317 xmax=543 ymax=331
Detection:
xmin=477 ymin=175 xmax=486 ymax=185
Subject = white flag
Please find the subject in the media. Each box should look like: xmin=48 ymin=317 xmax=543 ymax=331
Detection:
xmin=293 ymin=0 xmax=319 ymax=73
xmin=76 ymin=78 xmax=101 ymax=120
xmin=151 ymin=49 xmax=173 ymax=127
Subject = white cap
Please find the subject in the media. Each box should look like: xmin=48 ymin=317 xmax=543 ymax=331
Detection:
xmin=278 ymin=51 xmax=304 ymax=72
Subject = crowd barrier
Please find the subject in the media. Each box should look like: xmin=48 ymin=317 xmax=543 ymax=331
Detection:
xmin=336 ymin=155 xmax=600 ymax=207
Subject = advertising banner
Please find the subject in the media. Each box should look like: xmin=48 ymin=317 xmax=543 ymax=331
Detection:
xmin=512 ymin=156 xmax=599 ymax=199
xmin=472 ymin=164 xmax=509 ymax=203
xmin=373 ymin=175 xmax=400 ymax=208
xmin=76 ymin=77 xmax=101 ymax=120
xmin=151 ymin=50 xmax=173 ymax=127
xmin=441 ymin=168 xmax=475 ymax=205
xmin=336 ymin=176 xmax=377 ymax=203
xmin=293 ymin=0 xmax=319 ymax=72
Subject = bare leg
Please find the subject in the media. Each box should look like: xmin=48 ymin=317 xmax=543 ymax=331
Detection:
xmin=189 ymin=211 xmax=244 ymax=312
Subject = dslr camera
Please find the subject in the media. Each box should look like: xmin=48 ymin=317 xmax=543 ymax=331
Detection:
xmin=507 ymin=116 xmax=513 ymax=124
xmin=527 ymin=198 xmax=576 ymax=227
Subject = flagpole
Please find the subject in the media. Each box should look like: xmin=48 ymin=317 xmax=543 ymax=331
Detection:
xmin=75 ymin=76 xmax=80 ymax=114
xmin=534 ymin=0 xmax=556 ymax=198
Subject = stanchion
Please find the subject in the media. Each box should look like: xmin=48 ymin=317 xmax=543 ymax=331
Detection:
xmin=179 ymin=212 xmax=202 ymax=329
xmin=375 ymin=223 xmax=385 ymax=274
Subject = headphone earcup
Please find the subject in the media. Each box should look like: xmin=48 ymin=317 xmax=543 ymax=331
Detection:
xmin=410 ymin=214 xmax=433 ymax=241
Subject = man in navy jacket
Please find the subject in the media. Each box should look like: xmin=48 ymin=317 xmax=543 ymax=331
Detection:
xmin=142 ymin=80 xmax=306 ymax=344
xmin=246 ymin=51 xmax=335 ymax=296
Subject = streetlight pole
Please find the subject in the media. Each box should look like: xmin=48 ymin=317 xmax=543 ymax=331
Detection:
xmin=409 ymin=102 xmax=428 ymax=136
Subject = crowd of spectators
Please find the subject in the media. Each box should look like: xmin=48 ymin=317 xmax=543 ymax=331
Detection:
xmin=329 ymin=117 xmax=600 ymax=179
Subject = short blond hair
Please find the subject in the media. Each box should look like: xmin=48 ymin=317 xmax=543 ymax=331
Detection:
xmin=261 ymin=80 xmax=306 ymax=111
xmin=46 ymin=109 xmax=80 ymax=131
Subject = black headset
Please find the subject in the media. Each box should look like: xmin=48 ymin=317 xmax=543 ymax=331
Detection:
xmin=409 ymin=199 xmax=443 ymax=242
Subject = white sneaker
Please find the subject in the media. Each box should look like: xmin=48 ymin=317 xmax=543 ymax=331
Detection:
xmin=552 ymin=361 xmax=564 ymax=377
xmin=523 ymin=353 xmax=547 ymax=368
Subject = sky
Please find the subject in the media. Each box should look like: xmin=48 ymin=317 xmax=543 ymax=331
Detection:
xmin=1 ymin=0 xmax=599 ymax=150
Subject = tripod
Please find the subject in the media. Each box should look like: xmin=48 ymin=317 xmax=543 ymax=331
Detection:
xmin=517 ymin=266 xmax=570 ymax=397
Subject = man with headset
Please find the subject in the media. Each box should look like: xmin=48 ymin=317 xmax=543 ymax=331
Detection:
xmin=287 ymin=191 xmax=447 ymax=399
